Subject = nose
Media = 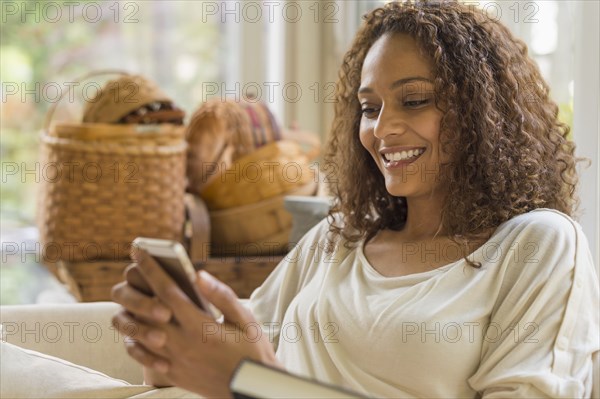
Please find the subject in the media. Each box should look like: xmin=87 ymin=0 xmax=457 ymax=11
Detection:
xmin=373 ymin=105 xmax=408 ymax=140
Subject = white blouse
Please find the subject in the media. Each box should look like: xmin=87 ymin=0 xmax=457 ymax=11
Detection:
xmin=248 ymin=209 xmax=599 ymax=398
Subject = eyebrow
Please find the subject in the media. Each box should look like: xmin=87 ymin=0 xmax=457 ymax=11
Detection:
xmin=358 ymin=76 xmax=433 ymax=94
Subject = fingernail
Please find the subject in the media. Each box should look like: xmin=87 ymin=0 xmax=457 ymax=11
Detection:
xmin=153 ymin=306 xmax=171 ymax=322
xmin=147 ymin=330 xmax=166 ymax=346
xmin=131 ymin=247 xmax=145 ymax=262
xmin=199 ymin=270 xmax=216 ymax=290
xmin=154 ymin=360 xmax=169 ymax=373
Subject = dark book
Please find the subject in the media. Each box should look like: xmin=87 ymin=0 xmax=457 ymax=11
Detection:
xmin=230 ymin=359 xmax=366 ymax=399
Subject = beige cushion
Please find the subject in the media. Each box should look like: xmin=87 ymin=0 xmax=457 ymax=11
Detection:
xmin=0 ymin=302 xmax=143 ymax=384
xmin=1 ymin=341 xmax=142 ymax=398
xmin=0 ymin=342 xmax=201 ymax=398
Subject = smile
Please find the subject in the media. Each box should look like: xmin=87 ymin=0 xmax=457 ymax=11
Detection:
xmin=380 ymin=147 xmax=425 ymax=167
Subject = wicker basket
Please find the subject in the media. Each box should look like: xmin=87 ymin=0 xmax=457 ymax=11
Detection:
xmin=56 ymin=194 xmax=285 ymax=301
xmin=82 ymin=74 xmax=175 ymax=123
xmin=199 ymin=140 xmax=315 ymax=210
xmin=200 ymin=257 xmax=282 ymax=298
xmin=185 ymin=99 xmax=282 ymax=194
xmin=57 ymin=259 xmax=130 ymax=302
xmin=210 ymin=180 xmax=317 ymax=256
xmin=37 ymin=123 xmax=187 ymax=262
xmin=57 ymin=256 xmax=282 ymax=302
xmin=37 ymin=72 xmax=187 ymax=262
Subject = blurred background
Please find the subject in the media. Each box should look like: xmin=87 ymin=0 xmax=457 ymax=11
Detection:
xmin=1 ymin=0 xmax=598 ymax=304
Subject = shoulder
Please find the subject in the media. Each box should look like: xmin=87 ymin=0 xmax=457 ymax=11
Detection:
xmin=487 ymin=209 xmax=589 ymax=278
xmin=496 ymin=208 xmax=581 ymax=248
xmin=501 ymin=208 xmax=579 ymax=232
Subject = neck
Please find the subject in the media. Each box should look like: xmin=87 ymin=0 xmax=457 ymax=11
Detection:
xmin=401 ymin=195 xmax=446 ymax=241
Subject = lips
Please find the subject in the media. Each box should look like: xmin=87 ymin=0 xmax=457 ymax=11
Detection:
xmin=379 ymin=146 xmax=426 ymax=168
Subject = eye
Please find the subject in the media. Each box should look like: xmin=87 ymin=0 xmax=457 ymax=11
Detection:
xmin=360 ymin=106 xmax=380 ymax=118
xmin=403 ymin=98 xmax=430 ymax=108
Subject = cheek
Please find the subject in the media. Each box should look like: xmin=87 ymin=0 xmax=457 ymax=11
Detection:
xmin=358 ymin=130 xmax=368 ymax=150
xmin=358 ymin=122 xmax=373 ymax=152
xmin=421 ymin=115 xmax=444 ymax=151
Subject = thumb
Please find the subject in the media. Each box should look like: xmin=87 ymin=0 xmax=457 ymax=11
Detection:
xmin=196 ymin=270 xmax=253 ymax=326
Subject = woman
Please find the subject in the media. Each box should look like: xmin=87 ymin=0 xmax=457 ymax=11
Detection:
xmin=112 ymin=1 xmax=599 ymax=398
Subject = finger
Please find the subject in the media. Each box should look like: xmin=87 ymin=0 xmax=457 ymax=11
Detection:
xmin=196 ymin=270 xmax=253 ymax=326
xmin=130 ymin=244 xmax=146 ymax=264
xmin=125 ymin=341 xmax=170 ymax=374
xmin=125 ymin=263 xmax=153 ymax=296
xmin=111 ymin=281 xmax=172 ymax=324
xmin=112 ymin=310 xmax=170 ymax=351
xmin=136 ymin=250 xmax=204 ymax=325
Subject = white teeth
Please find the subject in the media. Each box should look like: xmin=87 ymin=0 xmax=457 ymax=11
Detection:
xmin=383 ymin=148 xmax=424 ymax=162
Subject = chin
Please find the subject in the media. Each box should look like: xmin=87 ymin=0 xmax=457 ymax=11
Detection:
xmin=384 ymin=180 xmax=411 ymax=198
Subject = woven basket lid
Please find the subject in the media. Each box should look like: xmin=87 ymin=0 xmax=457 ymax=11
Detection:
xmin=186 ymin=99 xmax=281 ymax=163
xmin=82 ymin=74 xmax=173 ymax=123
xmin=199 ymin=139 xmax=313 ymax=210
xmin=185 ymin=99 xmax=283 ymax=194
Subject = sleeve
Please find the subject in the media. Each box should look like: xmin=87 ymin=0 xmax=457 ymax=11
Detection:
xmin=246 ymin=217 xmax=334 ymax=351
xmin=468 ymin=213 xmax=600 ymax=398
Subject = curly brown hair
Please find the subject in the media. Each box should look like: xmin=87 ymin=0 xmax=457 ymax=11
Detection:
xmin=324 ymin=0 xmax=578 ymax=259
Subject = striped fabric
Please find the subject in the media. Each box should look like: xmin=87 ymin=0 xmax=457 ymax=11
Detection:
xmin=240 ymin=102 xmax=281 ymax=148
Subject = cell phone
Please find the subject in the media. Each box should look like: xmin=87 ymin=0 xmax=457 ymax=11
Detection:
xmin=132 ymin=237 xmax=214 ymax=316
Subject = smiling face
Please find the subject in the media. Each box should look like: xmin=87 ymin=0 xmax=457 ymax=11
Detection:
xmin=358 ymin=32 xmax=449 ymax=199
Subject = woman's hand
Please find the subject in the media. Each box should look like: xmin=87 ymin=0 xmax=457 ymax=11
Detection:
xmin=111 ymin=251 xmax=279 ymax=398
xmin=111 ymin=263 xmax=174 ymax=387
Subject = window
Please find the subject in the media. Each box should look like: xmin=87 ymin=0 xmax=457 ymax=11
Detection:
xmin=1 ymin=1 xmax=224 ymax=224
xmin=0 ymin=1 xmax=227 ymax=304
xmin=1 ymin=0 xmax=330 ymax=304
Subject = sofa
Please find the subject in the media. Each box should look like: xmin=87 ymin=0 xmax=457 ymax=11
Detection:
xmin=1 ymin=301 xmax=599 ymax=398
xmin=1 ymin=302 xmax=142 ymax=384
xmin=0 ymin=302 xmax=216 ymax=398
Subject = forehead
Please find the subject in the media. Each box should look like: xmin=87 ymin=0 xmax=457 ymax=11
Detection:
xmin=360 ymin=32 xmax=434 ymax=85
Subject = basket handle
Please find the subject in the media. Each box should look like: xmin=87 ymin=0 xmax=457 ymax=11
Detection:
xmin=184 ymin=193 xmax=211 ymax=265
xmin=43 ymin=69 xmax=131 ymax=131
